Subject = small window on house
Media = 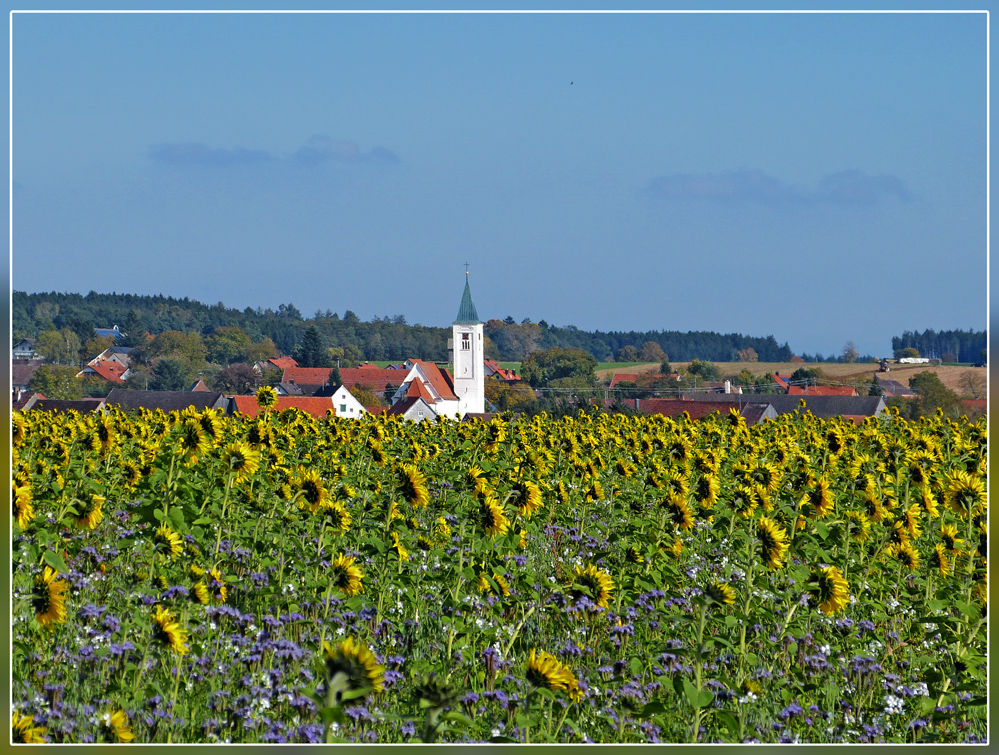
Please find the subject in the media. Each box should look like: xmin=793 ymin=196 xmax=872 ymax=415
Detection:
xmin=461 ymin=332 xmax=471 ymax=350
xmin=340 ymin=404 xmax=347 ymax=412
xmin=419 ymin=411 xmax=424 ymax=416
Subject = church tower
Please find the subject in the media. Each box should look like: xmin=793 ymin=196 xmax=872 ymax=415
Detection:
xmin=452 ymin=272 xmax=485 ymax=415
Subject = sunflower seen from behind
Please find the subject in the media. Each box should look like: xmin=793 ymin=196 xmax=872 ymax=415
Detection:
xmin=329 ymin=553 xmax=364 ymax=597
xmin=152 ymin=604 xmax=189 ymax=655
xmin=526 ymin=649 xmax=583 ymax=702
xmin=807 ymin=565 xmax=850 ymax=615
xmin=33 ymin=566 xmax=68 ymax=629
xmin=322 ymin=635 xmax=385 ymax=705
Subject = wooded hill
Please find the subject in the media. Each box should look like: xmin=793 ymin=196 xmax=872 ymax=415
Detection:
xmin=14 ymin=290 xmax=796 ymax=363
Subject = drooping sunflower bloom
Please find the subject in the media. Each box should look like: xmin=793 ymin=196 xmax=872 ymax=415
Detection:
xmin=152 ymin=604 xmax=189 ymax=654
xmin=256 ymin=385 xmax=278 ymax=409
xmin=942 ymin=470 xmax=987 ymax=517
xmin=397 ymin=463 xmax=430 ymax=509
xmin=13 ymin=482 xmax=34 ymax=530
xmin=526 ymin=649 xmax=583 ymax=702
xmin=615 ymin=458 xmax=637 ymax=478
xmin=844 ymin=510 xmax=872 ymax=543
xmin=322 ymin=636 xmax=385 ymax=703
xmin=585 ymin=479 xmax=606 ymax=502
xmin=478 ymin=570 xmax=511 ymax=597
xmin=704 ymin=581 xmax=736 ymax=607
xmin=89 ymin=414 xmax=117 ymax=456
xmin=322 ymin=501 xmax=352 ymax=536
xmin=154 ymin=524 xmax=184 ymax=559
xmin=692 ymin=473 xmax=720 ymax=509
xmin=807 ymin=566 xmax=850 ymax=615
xmin=625 ymin=546 xmax=645 ymax=564
xmin=511 ymin=480 xmax=543 ymax=519
xmin=903 ymin=504 xmax=922 ymax=540
xmin=72 ymin=492 xmax=105 ymax=530
xmin=756 ymin=516 xmax=789 ymax=570
xmin=478 ymin=495 xmax=510 ymax=539
xmin=175 ymin=418 xmax=210 ymax=464
xmin=329 ymin=554 xmax=365 ymax=596
xmin=570 ymin=564 xmax=614 ymax=609
xmin=192 ymin=581 xmax=210 ymax=605
xmin=368 ymin=438 xmax=388 ymax=467
xmin=12 ymin=412 xmax=29 ymax=447
xmin=920 ymin=486 xmax=940 ymax=518
xmin=223 ymin=441 xmax=261 ymax=483
xmin=207 ymin=568 xmax=228 ymax=603
xmin=12 ymin=710 xmax=47 ymax=743
xmin=518 ymin=528 xmax=528 ymax=549
xmin=929 ymin=543 xmax=951 ymax=578
xmin=939 ymin=523 xmax=963 ymax=553
xmin=99 ymin=709 xmax=135 ymax=743
xmin=33 ymin=566 xmax=68 ymax=629
xmin=663 ymin=493 xmax=694 ymax=531
xmin=468 ymin=465 xmax=490 ymax=496
xmin=798 ymin=477 xmax=834 ymax=521
xmin=887 ymin=541 xmax=921 ymax=571
xmin=731 ymin=484 xmax=760 ymax=520
xmin=390 ymin=531 xmax=410 ymax=562
xmin=295 ymin=468 xmax=329 ymax=513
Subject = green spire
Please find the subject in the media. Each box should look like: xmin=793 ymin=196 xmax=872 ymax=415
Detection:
xmin=454 ymin=274 xmax=481 ymax=324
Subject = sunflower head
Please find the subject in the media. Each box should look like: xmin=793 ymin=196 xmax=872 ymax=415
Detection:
xmin=154 ymin=524 xmax=184 ymax=559
xmin=704 ymin=581 xmax=736 ymax=607
xmin=396 ymin=463 xmax=430 ymax=509
xmin=256 ymin=385 xmax=278 ymax=409
xmin=943 ymin=470 xmax=986 ymax=517
xmin=330 ymin=554 xmax=365 ymax=596
xmin=512 ymin=479 xmax=543 ymax=519
xmin=390 ymin=531 xmax=410 ymax=563
xmin=12 ymin=710 xmax=47 ymax=743
xmin=99 ymin=710 xmax=135 ymax=743
xmin=478 ymin=495 xmax=510 ymax=539
xmin=32 ymin=566 xmax=68 ymax=629
xmin=224 ymin=441 xmax=261 ymax=483
xmin=570 ymin=563 xmax=614 ymax=609
xmin=13 ymin=482 xmax=34 ymax=530
xmin=526 ymin=649 xmax=583 ymax=702
xmin=756 ymin=516 xmax=789 ymax=570
xmin=322 ymin=636 xmax=386 ymax=704
xmin=807 ymin=565 xmax=850 ymax=615
xmin=152 ymin=604 xmax=189 ymax=654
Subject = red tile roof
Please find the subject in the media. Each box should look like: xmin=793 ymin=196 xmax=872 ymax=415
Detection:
xmin=638 ymin=399 xmax=728 ymax=420
xmin=269 ymin=356 xmax=298 ymax=370
xmin=83 ymin=361 xmax=127 ymax=384
xmin=787 ymin=385 xmax=858 ymax=396
xmin=283 ymin=366 xmax=402 ymax=392
xmin=230 ymin=395 xmax=335 ymax=419
xmin=609 ymin=373 xmax=642 ymax=388
xmin=407 ymin=379 xmax=435 ymax=402
xmin=415 ymin=362 xmax=458 ymax=402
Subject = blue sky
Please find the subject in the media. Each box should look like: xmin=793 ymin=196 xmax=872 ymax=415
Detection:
xmin=8 ymin=6 xmax=989 ymax=358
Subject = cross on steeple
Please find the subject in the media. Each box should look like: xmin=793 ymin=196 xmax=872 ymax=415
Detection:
xmin=464 ymin=262 xmax=470 ymax=275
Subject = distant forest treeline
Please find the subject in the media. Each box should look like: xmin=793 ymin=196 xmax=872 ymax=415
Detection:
xmin=14 ymin=290 xmax=798 ymax=363
xmin=891 ymin=329 xmax=987 ymax=363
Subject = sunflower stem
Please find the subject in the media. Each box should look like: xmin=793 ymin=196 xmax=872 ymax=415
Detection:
xmin=212 ymin=472 xmax=235 ymax=559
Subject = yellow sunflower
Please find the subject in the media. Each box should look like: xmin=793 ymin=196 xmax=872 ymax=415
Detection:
xmin=191 ymin=581 xmax=210 ymax=605
xmin=322 ymin=635 xmax=386 ymax=703
xmin=154 ymin=524 xmax=184 ymax=559
xmin=329 ymin=554 xmax=365 ymax=596
xmin=939 ymin=523 xmax=963 ymax=553
xmin=72 ymin=492 xmax=105 ymax=530
xmin=663 ymin=493 xmax=695 ymax=531
xmin=920 ymin=486 xmax=940 ymax=518
xmin=322 ymin=501 xmax=352 ymax=536
xmin=256 ymin=385 xmax=278 ymax=409
xmin=13 ymin=482 xmax=34 ymax=530
xmin=208 ymin=568 xmax=228 ymax=603
xmin=33 ymin=566 xmax=68 ymax=629
xmin=692 ymin=473 xmax=720 ymax=509
xmin=295 ymin=468 xmax=328 ymax=513
xmin=479 ymin=494 xmax=510 ymax=538
xmin=704 ymin=581 xmax=736 ymax=607
xmin=12 ymin=710 xmax=47 ymax=743
xmin=512 ymin=479 xmax=543 ymax=519
xmin=99 ymin=709 xmax=135 ymax=743
xmin=152 ymin=604 xmax=189 ymax=654
xmin=570 ymin=563 xmax=614 ymax=609
xmin=175 ymin=418 xmax=210 ymax=464
xmin=397 ymin=463 xmax=430 ymax=509
xmin=929 ymin=543 xmax=951 ymax=578
xmin=808 ymin=566 xmax=850 ymax=615
xmin=942 ymin=470 xmax=987 ymax=517
xmin=223 ymin=441 xmax=261 ymax=483
xmin=887 ymin=541 xmax=920 ymax=571
xmin=756 ymin=516 xmax=789 ymax=570
xmin=390 ymin=531 xmax=410 ymax=562
xmin=526 ymin=649 xmax=583 ymax=702
xmin=844 ymin=510 xmax=872 ymax=543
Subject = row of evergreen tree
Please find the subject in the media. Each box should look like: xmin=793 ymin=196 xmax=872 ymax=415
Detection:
xmin=16 ymin=289 xmax=792 ymax=363
xmin=891 ymin=329 xmax=987 ymax=363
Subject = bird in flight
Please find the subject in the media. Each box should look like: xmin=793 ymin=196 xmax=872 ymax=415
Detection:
xmin=570 ymin=81 xmax=573 ymax=85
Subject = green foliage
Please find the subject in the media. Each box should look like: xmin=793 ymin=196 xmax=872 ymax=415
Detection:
xmin=484 ymin=380 xmax=536 ymax=411
xmin=902 ymin=371 xmax=962 ymax=419
xmin=205 ymin=327 xmax=252 ymax=366
xmin=35 ymin=328 xmax=82 ymax=366
xmin=520 ymin=347 xmax=597 ymax=388
xmin=637 ymin=341 xmax=667 ymax=362
xmin=295 ymin=326 xmax=332 ymax=368
xmin=27 ymin=364 xmax=83 ymax=399
xmin=348 ymin=386 xmax=384 ymax=407
xmin=897 ymin=347 xmax=921 ymax=359
xmin=686 ymin=359 xmax=720 ymax=381
xmin=148 ymin=358 xmax=192 ymax=391
xmin=616 ymin=345 xmax=639 ymax=362
xmin=790 ymin=367 xmax=821 ymax=387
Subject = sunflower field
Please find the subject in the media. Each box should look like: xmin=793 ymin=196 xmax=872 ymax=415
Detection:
xmin=10 ymin=396 xmax=988 ymax=743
